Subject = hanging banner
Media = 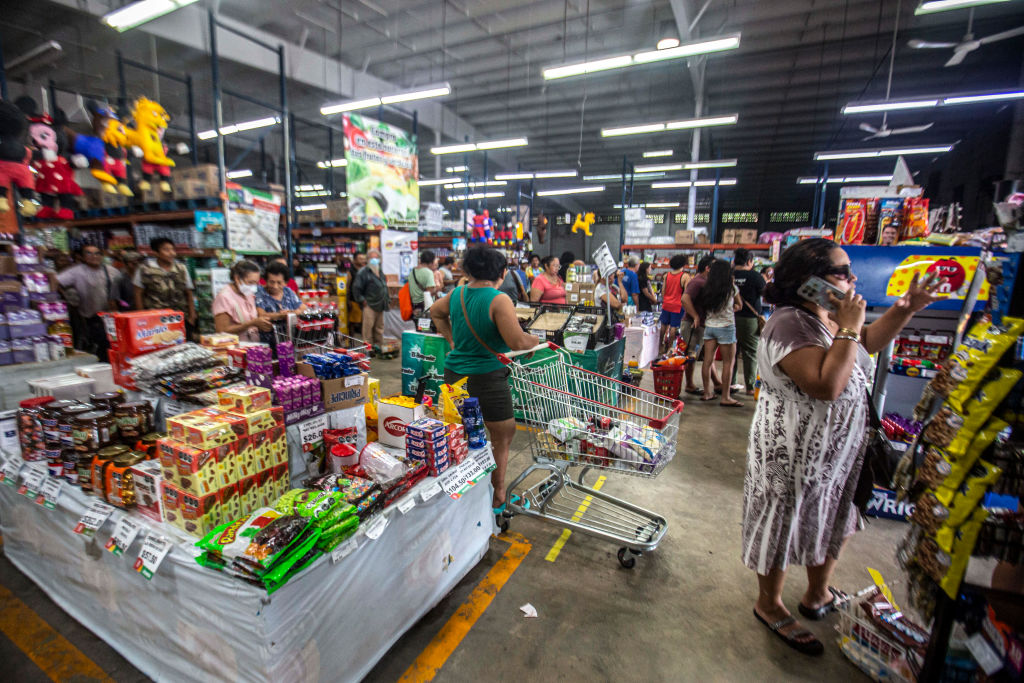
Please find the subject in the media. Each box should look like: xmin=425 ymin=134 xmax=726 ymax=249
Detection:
xmin=381 ymin=229 xmax=418 ymax=281
xmin=343 ymin=114 xmax=419 ymax=229
xmin=225 ymin=183 xmax=282 ymax=254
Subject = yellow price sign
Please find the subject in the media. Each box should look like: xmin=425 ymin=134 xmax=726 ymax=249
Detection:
xmin=885 ymin=255 xmax=988 ymax=301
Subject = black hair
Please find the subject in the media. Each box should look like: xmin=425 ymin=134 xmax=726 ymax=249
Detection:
xmin=559 ymin=251 xmax=575 ymax=263
xmin=669 ymin=254 xmax=689 ymax=270
xmin=696 ymin=255 xmax=715 ymax=273
xmin=638 ymin=261 xmax=652 ymax=279
xmin=230 ymin=259 xmax=261 ymax=282
xmin=149 ymin=237 xmax=174 ymax=253
xmin=265 ymin=261 xmax=289 ymax=280
xmin=463 ymin=247 xmax=507 ymax=282
xmin=698 ymin=259 xmax=735 ymax=317
xmin=734 ymin=247 xmax=751 ymax=266
xmin=419 ymin=250 xmax=436 ymax=265
xmin=763 ymin=238 xmax=838 ymax=307
xmin=540 ymin=255 xmax=558 ymax=269
xmin=442 ymin=256 xmax=455 ymax=266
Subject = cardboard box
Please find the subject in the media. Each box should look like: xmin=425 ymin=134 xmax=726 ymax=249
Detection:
xmin=172 ymin=163 xmax=219 ymax=186
xmin=129 ymin=460 xmax=163 ymax=523
xmin=180 ymin=489 xmax=220 ymax=537
xmin=298 ymin=363 xmax=369 ymax=411
xmin=675 ymin=229 xmax=695 ymax=244
xmin=219 ymin=386 xmax=272 ymax=414
xmin=234 ymin=435 xmax=257 ymax=480
xmin=237 ymin=474 xmax=259 ymax=516
xmin=296 ymin=208 xmax=328 ymax=223
xmin=175 ymin=441 xmax=234 ymax=495
xmin=218 ymin=483 xmax=241 ymax=524
xmin=157 ymin=438 xmax=179 ymax=485
xmin=108 ymin=310 xmax=185 ymax=356
xmin=377 ymin=397 xmax=427 ymax=447
xmin=161 ymin=481 xmax=185 ymax=530
xmin=324 ymin=199 xmax=349 ymax=222
xmin=721 ymin=228 xmax=738 ymax=244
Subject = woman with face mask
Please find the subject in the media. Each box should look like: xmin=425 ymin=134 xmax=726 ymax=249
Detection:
xmin=213 ymin=259 xmax=273 ymax=342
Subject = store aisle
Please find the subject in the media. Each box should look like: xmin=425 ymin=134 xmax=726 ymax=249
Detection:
xmin=0 ymin=355 xmax=908 ymax=682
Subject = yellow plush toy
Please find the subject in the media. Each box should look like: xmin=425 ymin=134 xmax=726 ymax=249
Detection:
xmin=126 ymin=97 xmax=179 ymax=193
xmin=572 ymin=211 xmax=596 ymax=236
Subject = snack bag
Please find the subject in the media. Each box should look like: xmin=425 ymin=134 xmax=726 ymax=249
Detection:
xmin=878 ymin=197 xmax=904 ymax=243
xmin=941 ymin=369 xmax=1021 ymax=457
xmin=196 ymin=507 xmax=284 ymax=560
xmin=234 ymin=514 xmax=319 ymax=575
xmin=902 ymin=197 xmax=930 ymax=239
xmin=936 ymin=460 xmax=1002 ymax=527
xmin=439 ymin=377 xmax=470 ymax=425
xmin=836 ymin=199 xmax=867 ymax=245
xmin=924 ymin=317 xmax=1024 ymax=409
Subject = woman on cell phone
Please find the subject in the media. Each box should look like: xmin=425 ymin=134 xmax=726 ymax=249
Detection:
xmin=741 ymin=238 xmax=944 ymax=657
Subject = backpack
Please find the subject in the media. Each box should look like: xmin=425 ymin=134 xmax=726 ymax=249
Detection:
xmin=398 ymin=281 xmax=413 ymax=320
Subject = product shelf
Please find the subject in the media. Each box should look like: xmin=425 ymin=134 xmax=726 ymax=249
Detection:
xmin=30 ymin=209 xmax=210 ymax=228
xmin=290 ymin=226 xmax=380 ymax=236
xmin=620 ymin=242 xmax=770 ymax=251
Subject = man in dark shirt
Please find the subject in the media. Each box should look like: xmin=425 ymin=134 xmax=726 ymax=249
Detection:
xmin=731 ymin=247 xmax=766 ymax=395
xmin=351 ymin=248 xmax=389 ymax=349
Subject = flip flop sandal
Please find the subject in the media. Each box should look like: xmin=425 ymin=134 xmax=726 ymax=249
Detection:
xmin=685 ymin=388 xmax=704 ymax=396
xmin=753 ymin=609 xmax=824 ymax=656
xmin=798 ymin=586 xmax=849 ymax=621
xmin=509 ymin=494 xmax=531 ymax=510
xmin=719 ymin=401 xmax=744 ymax=407
xmin=699 ymin=396 xmax=716 ymax=402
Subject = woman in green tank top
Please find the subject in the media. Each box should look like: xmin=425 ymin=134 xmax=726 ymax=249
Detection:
xmin=431 ymin=248 xmax=540 ymax=512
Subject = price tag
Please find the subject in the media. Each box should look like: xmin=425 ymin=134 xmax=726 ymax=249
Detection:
xmin=417 ymin=318 xmax=431 ymax=332
xmin=298 ymin=414 xmax=328 ymax=453
xmin=74 ymin=500 xmax=115 ymax=536
xmin=966 ymin=633 xmax=1003 ymax=675
xmin=331 ymin=538 xmax=358 ymax=564
xmin=440 ymin=457 xmax=485 ymax=500
xmin=18 ymin=467 xmax=46 ymax=497
xmin=473 ymin=446 xmax=497 ymax=476
xmin=105 ymin=516 xmax=142 ymax=556
xmin=0 ymin=458 xmax=21 ymax=486
xmin=419 ymin=480 xmax=441 ymax=502
xmin=344 ymin=375 xmax=363 ymax=387
xmin=133 ymin=533 xmax=173 ymax=580
xmin=564 ymin=334 xmax=589 ymax=353
xmin=397 ymin=496 xmax=416 ymax=514
xmin=364 ymin=514 xmax=388 ymax=541
xmin=36 ymin=478 xmax=63 ymax=509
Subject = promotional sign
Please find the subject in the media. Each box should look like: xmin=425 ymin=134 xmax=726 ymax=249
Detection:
xmin=381 ymin=229 xmax=418 ymax=281
xmin=343 ymin=114 xmax=419 ymax=228
xmin=225 ymin=183 xmax=282 ymax=254
xmin=591 ymin=242 xmax=617 ymax=279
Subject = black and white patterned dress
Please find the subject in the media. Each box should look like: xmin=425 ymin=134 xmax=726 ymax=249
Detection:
xmin=741 ymin=306 xmax=871 ymax=574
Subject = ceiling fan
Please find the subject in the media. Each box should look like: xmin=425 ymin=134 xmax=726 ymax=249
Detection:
xmin=908 ymin=8 xmax=1024 ymax=67
xmin=859 ymin=121 xmax=934 ymax=140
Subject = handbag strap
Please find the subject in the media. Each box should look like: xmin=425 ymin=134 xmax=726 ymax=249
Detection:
xmin=864 ymin=389 xmax=883 ymax=430
xmin=460 ymin=286 xmax=500 ymax=358
xmin=741 ymin=296 xmax=760 ymax=317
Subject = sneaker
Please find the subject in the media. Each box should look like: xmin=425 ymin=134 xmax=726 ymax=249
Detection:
xmin=730 ymin=383 xmax=745 ymax=392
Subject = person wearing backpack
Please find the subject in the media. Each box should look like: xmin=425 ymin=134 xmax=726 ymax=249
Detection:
xmin=408 ymin=250 xmax=440 ymax=317
xmin=351 ymin=248 xmax=388 ymax=349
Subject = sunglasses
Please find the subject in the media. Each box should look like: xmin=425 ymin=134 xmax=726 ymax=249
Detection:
xmin=825 ymin=265 xmax=855 ymax=281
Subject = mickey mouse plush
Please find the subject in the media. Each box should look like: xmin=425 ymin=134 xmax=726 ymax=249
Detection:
xmin=16 ymin=96 xmax=84 ymax=220
xmin=0 ymin=99 xmax=37 ymax=216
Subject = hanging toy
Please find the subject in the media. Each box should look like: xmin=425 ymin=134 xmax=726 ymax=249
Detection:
xmin=572 ymin=211 xmax=596 ymax=236
xmin=515 ymin=221 xmax=524 ymax=241
xmin=70 ymin=100 xmax=133 ymax=196
xmin=0 ymin=99 xmax=38 ymax=216
xmin=535 ymin=213 xmax=548 ymax=245
xmin=126 ymin=96 xmax=187 ymax=193
xmin=15 ymin=96 xmax=84 ymax=220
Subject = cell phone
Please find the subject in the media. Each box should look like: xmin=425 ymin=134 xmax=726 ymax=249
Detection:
xmin=797 ymin=276 xmax=846 ymax=313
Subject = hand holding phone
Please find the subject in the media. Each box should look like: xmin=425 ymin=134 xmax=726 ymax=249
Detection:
xmin=797 ymin=276 xmax=846 ymax=313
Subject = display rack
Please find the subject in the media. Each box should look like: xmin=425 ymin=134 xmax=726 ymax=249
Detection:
xmin=620 ymin=242 xmax=770 ymax=251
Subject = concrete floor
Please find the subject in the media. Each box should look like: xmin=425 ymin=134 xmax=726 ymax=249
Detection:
xmin=0 ymin=354 xmax=908 ymax=682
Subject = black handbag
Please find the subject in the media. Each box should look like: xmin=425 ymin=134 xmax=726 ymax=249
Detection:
xmin=853 ymin=391 xmax=901 ymax=514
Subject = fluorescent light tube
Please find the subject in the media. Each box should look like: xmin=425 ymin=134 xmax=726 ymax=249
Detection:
xmin=915 ymin=0 xmax=1011 ymax=14
xmin=942 ymin=90 xmax=1024 ymax=105
xmin=684 ymin=159 xmax=738 ymax=169
xmin=583 ymin=172 xmax=665 ymax=181
xmin=642 ymin=150 xmax=673 ymax=158
xmin=198 ymin=117 xmax=280 ymax=140
xmin=296 ymin=203 xmax=328 ymax=211
xmin=633 ymin=34 xmax=741 ymax=64
xmin=543 ymin=55 xmax=634 ymax=80
xmin=320 ymin=97 xmax=381 ymax=115
xmin=103 ymin=0 xmax=199 ymax=32
xmin=475 ymin=138 xmax=528 ymax=151
xmin=445 ymin=165 xmax=468 ymax=173
xmin=813 ymin=145 xmax=953 ymax=160
xmin=431 ymin=143 xmax=477 ymax=155
xmin=295 ymin=191 xmax=331 ymax=197
xmin=226 ymin=169 xmax=252 ymax=179
xmin=494 ymin=173 xmax=534 ymax=180
xmin=656 ymin=38 xmax=680 ymax=50
xmin=380 ymin=84 xmax=450 ymax=105
xmin=536 ymin=186 xmax=605 ymax=197
xmin=443 ymin=181 xmax=507 ymax=189
xmin=296 ymin=184 xmax=324 ymax=191
xmin=534 ymin=170 xmax=578 ymax=178
xmin=643 ymin=202 xmax=680 ymax=208
xmin=635 ymin=163 xmax=683 ymax=173
xmin=446 ymin=192 xmax=504 ymax=201
xmin=419 ymin=177 xmax=459 ymax=187
xmin=430 ymin=138 xmax=528 ymax=155
xmin=601 ymin=123 xmax=666 ymax=137
xmin=842 ymin=99 xmax=939 ymax=114
xmin=797 ymin=175 xmax=894 ymax=184
xmin=665 ymin=114 xmax=738 ymax=130
xmin=316 ymin=158 xmax=347 ymax=168
xmin=652 ymin=178 xmax=737 ymax=188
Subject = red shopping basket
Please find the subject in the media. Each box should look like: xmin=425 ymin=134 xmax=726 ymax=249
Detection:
xmin=651 ymin=361 xmax=686 ymax=399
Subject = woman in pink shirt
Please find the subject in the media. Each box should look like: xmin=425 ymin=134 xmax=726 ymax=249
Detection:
xmin=213 ymin=260 xmax=273 ymax=342
xmin=528 ymin=256 xmax=566 ymax=304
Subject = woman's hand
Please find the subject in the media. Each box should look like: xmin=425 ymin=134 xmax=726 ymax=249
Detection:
xmin=895 ymin=272 xmax=947 ymax=313
xmin=252 ymin=314 xmax=274 ymax=332
xmin=828 ymin=287 xmax=866 ymax=331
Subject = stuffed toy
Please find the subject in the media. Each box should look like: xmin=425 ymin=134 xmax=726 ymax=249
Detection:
xmin=572 ymin=212 xmax=596 ymax=236
xmin=0 ymin=99 xmax=38 ymax=216
xmin=70 ymin=100 xmax=133 ymax=197
xmin=15 ymin=96 xmax=84 ymax=220
xmin=535 ymin=213 xmax=548 ymax=245
xmin=470 ymin=210 xmax=493 ymax=244
xmin=126 ymin=97 xmax=187 ymax=193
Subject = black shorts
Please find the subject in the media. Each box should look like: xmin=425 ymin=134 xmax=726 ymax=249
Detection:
xmin=444 ymin=367 xmax=513 ymax=422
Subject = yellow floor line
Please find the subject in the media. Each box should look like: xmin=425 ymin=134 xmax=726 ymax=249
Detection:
xmin=398 ymin=530 xmax=532 ymax=682
xmin=0 ymin=582 xmax=113 ymax=682
xmin=544 ymin=475 xmax=606 ymax=562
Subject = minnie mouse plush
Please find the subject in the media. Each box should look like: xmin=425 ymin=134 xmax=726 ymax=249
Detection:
xmin=16 ymin=96 xmax=84 ymax=220
xmin=0 ymin=99 xmax=37 ymax=216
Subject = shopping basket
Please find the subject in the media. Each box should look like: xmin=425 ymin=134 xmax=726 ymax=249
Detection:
xmin=501 ymin=343 xmax=683 ymax=568
xmin=650 ymin=359 xmax=687 ymax=399
xmin=835 ymin=587 xmax=921 ymax=682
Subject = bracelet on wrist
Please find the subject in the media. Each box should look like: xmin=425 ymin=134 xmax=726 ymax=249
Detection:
xmin=836 ymin=327 xmax=860 ymax=339
xmin=834 ymin=334 xmax=859 ymax=344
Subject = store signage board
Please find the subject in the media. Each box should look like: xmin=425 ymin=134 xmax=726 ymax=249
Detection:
xmin=18 ymin=466 xmax=46 ymax=498
xmin=343 ymin=113 xmax=419 ymax=229
xmin=105 ymin=516 xmax=142 ymax=556
xmin=591 ymin=242 xmax=617 ymax=279
xmin=74 ymin=500 xmax=115 ymax=536
xmin=36 ymin=477 xmax=63 ymax=509
xmin=381 ymin=229 xmax=418 ymax=281
xmin=225 ymin=183 xmax=282 ymax=254
xmin=134 ymin=534 xmax=173 ymax=580
xmin=298 ymin=414 xmax=328 ymax=453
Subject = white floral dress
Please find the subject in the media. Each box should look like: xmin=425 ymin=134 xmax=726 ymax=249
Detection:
xmin=741 ymin=306 xmax=872 ymax=574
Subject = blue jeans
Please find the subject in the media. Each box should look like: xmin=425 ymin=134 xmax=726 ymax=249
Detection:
xmin=704 ymin=325 xmax=737 ymax=345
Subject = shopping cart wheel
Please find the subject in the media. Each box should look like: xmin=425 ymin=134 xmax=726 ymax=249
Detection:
xmin=497 ymin=515 xmax=510 ymax=533
xmin=617 ymin=547 xmax=638 ymax=569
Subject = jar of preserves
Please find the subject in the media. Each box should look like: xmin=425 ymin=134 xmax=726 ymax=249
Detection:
xmin=72 ymin=411 xmax=116 ymax=452
xmin=77 ymin=451 xmax=97 ymax=491
xmin=59 ymin=404 xmax=93 ymax=448
xmin=62 ymin=449 xmax=78 ymax=483
xmin=138 ymin=432 xmax=161 ymax=459
xmin=89 ymin=391 xmax=125 ymax=412
xmin=40 ymin=400 xmax=79 ymax=444
xmin=105 ymin=451 xmax=146 ymax=508
xmin=18 ymin=397 xmax=54 ymax=461
xmin=90 ymin=445 xmax=129 ymax=498
xmin=115 ymin=401 xmax=151 ymax=442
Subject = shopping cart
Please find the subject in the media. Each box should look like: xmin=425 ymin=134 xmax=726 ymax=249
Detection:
xmin=502 ymin=343 xmax=683 ymax=568
xmin=835 ymin=587 xmax=921 ymax=682
xmin=274 ymin=324 xmax=370 ymax=360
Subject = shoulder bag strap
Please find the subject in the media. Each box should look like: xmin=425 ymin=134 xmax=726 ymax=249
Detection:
xmin=460 ymin=286 xmax=500 ymax=358
xmin=864 ymin=389 xmax=883 ymax=430
xmin=741 ymin=297 xmax=759 ymax=316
